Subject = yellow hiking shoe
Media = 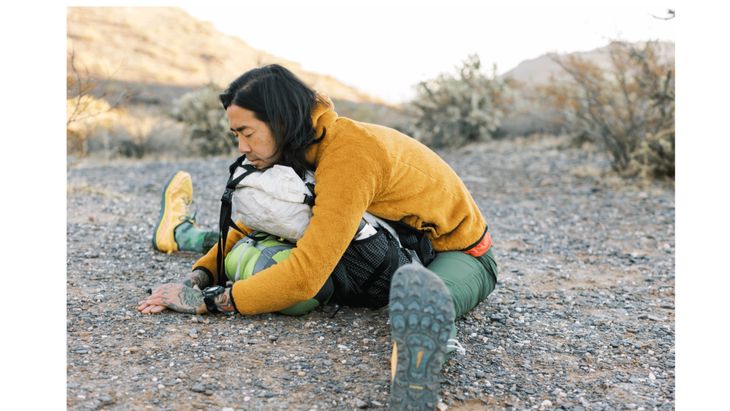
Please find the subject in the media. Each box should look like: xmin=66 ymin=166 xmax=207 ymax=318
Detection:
xmin=152 ymin=171 xmax=196 ymax=253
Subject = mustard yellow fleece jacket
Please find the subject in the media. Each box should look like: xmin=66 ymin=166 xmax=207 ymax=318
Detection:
xmin=193 ymin=97 xmax=488 ymax=315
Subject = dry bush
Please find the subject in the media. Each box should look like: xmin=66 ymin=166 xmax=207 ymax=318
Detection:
xmin=83 ymin=106 xmax=189 ymax=161
xmin=67 ymin=51 xmax=128 ymax=161
xmin=537 ymin=41 xmax=675 ymax=178
xmin=405 ymin=55 xmax=516 ymax=148
xmin=170 ymin=82 xmax=233 ymax=156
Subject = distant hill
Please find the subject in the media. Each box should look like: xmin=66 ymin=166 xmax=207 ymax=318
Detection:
xmin=67 ymin=7 xmax=386 ymax=105
xmin=502 ymin=41 xmax=675 ymax=85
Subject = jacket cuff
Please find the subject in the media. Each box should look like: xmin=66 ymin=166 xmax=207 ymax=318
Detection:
xmin=229 ymin=287 xmax=239 ymax=314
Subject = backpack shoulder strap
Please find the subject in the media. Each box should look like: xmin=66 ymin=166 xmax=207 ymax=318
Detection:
xmin=216 ymin=155 xmax=261 ymax=286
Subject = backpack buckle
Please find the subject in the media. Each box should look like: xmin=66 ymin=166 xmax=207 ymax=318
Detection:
xmin=221 ymin=188 xmax=234 ymax=204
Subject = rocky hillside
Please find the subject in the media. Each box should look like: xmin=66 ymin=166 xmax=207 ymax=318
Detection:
xmin=67 ymin=7 xmax=384 ymax=105
xmin=502 ymin=41 xmax=675 ymax=85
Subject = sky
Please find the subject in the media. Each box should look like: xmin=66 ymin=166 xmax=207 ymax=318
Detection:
xmin=181 ymin=2 xmax=676 ymax=104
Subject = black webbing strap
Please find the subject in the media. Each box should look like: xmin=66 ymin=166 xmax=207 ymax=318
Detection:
xmin=303 ymin=182 xmax=316 ymax=207
xmin=382 ymin=218 xmax=435 ymax=267
xmin=215 ymin=155 xmax=261 ymax=286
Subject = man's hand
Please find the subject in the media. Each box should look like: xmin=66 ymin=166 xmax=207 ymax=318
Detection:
xmin=138 ymin=283 xmax=207 ymax=314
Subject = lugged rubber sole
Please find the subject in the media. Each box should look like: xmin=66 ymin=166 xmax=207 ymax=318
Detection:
xmin=389 ymin=264 xmax=454 ymax=411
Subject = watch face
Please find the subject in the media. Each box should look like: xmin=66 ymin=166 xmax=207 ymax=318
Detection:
xmin=204 ymin=286 xmax=224 ymax=297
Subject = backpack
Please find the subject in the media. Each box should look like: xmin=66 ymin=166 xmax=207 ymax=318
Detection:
xmin=217 ymin=154 xmax=436 ymax=311
xmin=224 ymin=230 xmax=333 ymax=316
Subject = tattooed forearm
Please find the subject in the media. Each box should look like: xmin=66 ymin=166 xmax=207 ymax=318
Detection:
xmin=182 ymin=269 xmax=210 ymax=289
xmin=214 ymin=289 xmax=236 ymax=313
xmin=166 ymin=302 xmax=199 ymax=314
xmin=178 ymin=286 xmax=205 ymax=308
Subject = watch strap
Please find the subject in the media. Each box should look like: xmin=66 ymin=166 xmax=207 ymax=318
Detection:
xmin=203 ymin=295 xmax=220 ymax=313
xmin=202 ymin=286 xmax=224 ymax=314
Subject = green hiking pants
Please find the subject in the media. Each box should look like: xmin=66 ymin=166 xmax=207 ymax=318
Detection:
xmin=427 ymin=248 xmax=498 ymax=320
xmin=426 ymin=248 xmax=498 ymax=362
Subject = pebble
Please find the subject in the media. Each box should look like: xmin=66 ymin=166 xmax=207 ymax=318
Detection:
xmin=191 ymin=383 xmax=205 ymax=393
xmin=355 ymin=398 xmax=368 ymax=408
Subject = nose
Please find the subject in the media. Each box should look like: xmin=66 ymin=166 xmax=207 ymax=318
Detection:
xmin=238 ymin=136 xmax=250 ymax=154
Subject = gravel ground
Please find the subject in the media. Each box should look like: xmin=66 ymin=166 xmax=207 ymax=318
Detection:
xmin=66 ymin=137 xmax=675 ymax=411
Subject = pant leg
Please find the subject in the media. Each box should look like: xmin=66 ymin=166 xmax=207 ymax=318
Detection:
xmin=427 ymin=248 xmax=498 ymax=319
xmin=426 ymin=248 xmax=498 ymax=362
xmin=174 ymin=222 xmax=220 ymax=254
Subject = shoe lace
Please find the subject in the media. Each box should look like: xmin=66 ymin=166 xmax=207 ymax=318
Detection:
xmin=447 ymin=339 xmax=466 ymax=355
xmin=179 ymin=195 xmax=198 ymax=223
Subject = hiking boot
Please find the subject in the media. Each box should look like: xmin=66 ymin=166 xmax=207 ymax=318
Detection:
xmin=389 ymin=264 xmax=455 ymax=410
xmin=152 ymin=171 xmax=197 ymax=253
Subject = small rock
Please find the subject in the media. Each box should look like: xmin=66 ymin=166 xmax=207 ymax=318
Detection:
xmin=649 ymin=372 xmax=656 ymax=380
xmin=247 ymin=339 xmax=259 ymax=344
xmin=355 ymin=398 xmax=368 ymax=408
xmin=222 ymin=408 xmax=234 ymax=411
xmin=204 ymin=389 xmax=214 ymax=396
xmin=437 ymin=403 xmax=448 ymax=411
xmin=269 ymin=335 xmax=279 ymax=342
xmin=298 ymin=372 xmax=306 ymax=377
xmin=189 ymin=328 xmax=197 ymax=337
xmin=541 ymin=400 xmax=553 ymax=407
xmin=98 ymin=396 xmax=112 ymax=403
xmin=371 ymin=400 xmax=383 ymax=407
xmin=191 ymin=383 xmax=205 ymax=393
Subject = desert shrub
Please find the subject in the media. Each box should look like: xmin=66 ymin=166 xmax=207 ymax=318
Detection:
xmin=83 ymin=105 xmax=189 ymax=160
xmin=405 ymin=54 xmax=515 ymax=148
xmin=538 ymin=41 xmax=675 ymax=178
xmin=67 ymin=51 xmax=127 ymax=160
xmin=66 ymin=95 xmax=116 ymax=158
xmin=170 ymin=81 xmax=233 ymax=156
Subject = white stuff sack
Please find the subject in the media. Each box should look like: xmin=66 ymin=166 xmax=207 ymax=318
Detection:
xmin=230 ymin=159 xmax=405 ymax=253
xmin=231 ymin=160 xmax=315 ymax=243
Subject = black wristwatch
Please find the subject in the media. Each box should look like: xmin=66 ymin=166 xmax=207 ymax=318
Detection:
xmin=202 ymin=285 xmax=226 ymax=313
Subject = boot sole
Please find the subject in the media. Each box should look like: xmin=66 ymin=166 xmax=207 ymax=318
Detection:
xmin=389 ymin=264 xmax=454 ymax=411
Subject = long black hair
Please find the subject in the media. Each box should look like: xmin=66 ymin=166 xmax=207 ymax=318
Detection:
xmin=219 ymin=64 xmax=330 ymax=178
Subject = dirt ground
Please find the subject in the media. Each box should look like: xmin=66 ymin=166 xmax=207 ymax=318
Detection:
xmin=66 ymin=136 xmax=674 ymax=411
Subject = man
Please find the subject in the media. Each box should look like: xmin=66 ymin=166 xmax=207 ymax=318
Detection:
xmin=139 ymin=64 xmax=497 ymax=410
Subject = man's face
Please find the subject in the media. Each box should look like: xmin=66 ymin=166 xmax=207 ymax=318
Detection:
xmin=227 ymin=104 xmax=280 ymax=170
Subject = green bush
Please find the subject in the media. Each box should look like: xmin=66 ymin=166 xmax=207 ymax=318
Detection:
xmin=170 ymin=82 xmax=234 ymax=156
xmin=405 ymin=54 xmax=514 ymax=148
